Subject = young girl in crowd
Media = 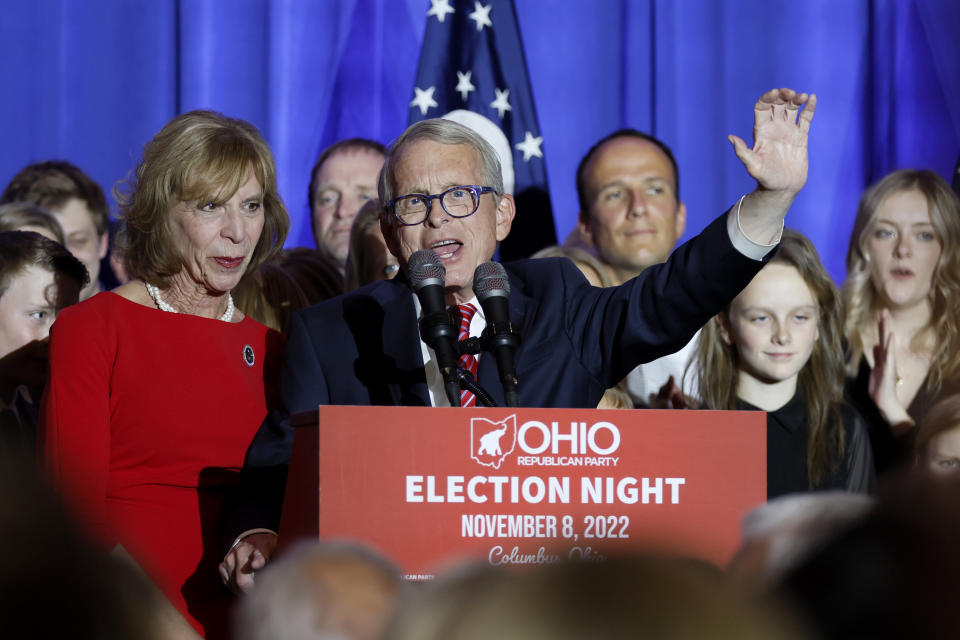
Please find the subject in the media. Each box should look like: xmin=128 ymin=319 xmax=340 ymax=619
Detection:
xmin=692 ymin=230 xmax=874 ymax=499
xmin=842 ymin=169 xmax=960 ymax=473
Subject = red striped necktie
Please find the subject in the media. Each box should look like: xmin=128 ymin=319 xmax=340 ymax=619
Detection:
xmin=456 ymin=303 xmax=478 ymax=407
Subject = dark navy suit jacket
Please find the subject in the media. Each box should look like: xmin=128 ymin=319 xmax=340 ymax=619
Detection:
xmin=224 ymin=211 xmax=770 ymax=540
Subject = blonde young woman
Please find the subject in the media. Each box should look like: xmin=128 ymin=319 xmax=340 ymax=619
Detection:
xmin=842 ymin=169 xmax=960 ymax=473
xmin=693 ymin=230 xmax=874 ymax=498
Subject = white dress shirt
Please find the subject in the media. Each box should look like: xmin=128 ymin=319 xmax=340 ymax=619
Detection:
xmin=413 ymin=294 xmax=486 ymax=407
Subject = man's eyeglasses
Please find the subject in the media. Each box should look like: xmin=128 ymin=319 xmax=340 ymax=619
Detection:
xmin=386 ymin=185 xmax=496 ymax=226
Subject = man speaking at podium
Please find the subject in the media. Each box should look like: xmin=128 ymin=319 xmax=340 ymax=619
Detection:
xmin=220 ymin=88 xmax=817 ymax=591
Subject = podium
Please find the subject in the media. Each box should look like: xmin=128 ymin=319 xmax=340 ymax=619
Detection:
xmin=279 ymin=406 xmax=765 ymax=579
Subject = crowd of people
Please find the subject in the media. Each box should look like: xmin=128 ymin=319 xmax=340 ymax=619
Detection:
xmin=1 ymin=86 xmax=959 ymax=639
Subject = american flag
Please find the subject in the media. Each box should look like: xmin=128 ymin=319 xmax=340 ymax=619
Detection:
xmin=409 ymin=0 xmax=556 ymax=260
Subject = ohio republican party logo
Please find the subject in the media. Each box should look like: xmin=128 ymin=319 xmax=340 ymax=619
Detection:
xmin=470 ymin=415 xmax=517 ymax=469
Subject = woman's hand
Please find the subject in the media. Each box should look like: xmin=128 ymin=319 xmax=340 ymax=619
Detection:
xmin=869 ymin=309 xmax=915 ymax=436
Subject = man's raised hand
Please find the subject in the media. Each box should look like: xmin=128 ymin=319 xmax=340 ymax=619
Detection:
xmin=729 ymin=88 xmax=816 ymax=196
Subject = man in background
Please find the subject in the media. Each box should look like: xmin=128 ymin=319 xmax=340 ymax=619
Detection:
xmin=576 ymin=130 xmax=696 ymax=406
xmin=308 ymin=138 xmax=386 ymax=273
xmin=1 ymin=161 xmax=109 ymax=301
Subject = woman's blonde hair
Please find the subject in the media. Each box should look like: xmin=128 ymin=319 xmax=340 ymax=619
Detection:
xmin=531 ymin=245 xmax=614 ymax=288
xmin=842 ymin=169 xmax=960 ymax=389
xmin=116 ymin=110 xmax=289 ymax=287
xmin=692 ymin=230 xmax=846 ymax=486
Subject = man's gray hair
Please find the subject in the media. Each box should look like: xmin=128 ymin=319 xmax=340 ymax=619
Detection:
xmin=735 ymin=491 xmax=875 ymax=585
xmin=234 ymin=540 xmax=405 ymax=640
xmin=378 ymin=118 xmax=504 ymax=216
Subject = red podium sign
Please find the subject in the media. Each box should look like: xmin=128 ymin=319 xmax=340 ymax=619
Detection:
xmin=279 ymin=406 xmax=765 ymax=579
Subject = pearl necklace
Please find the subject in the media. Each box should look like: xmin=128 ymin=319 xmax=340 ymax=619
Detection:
xmin=145 ymin=282 xmax=235 ymax=322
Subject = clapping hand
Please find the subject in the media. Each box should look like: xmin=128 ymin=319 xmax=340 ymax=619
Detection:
xmin=868 ymin=309 xmax=914 ymax=435
xmin=648 ymin=375 xmax=699 ymax=410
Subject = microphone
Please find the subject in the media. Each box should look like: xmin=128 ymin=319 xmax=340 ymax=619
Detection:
xmin=408 ymin=250 xmax=461 ymax=406
xmin=473 ymin=262 xmax=520 ymax=407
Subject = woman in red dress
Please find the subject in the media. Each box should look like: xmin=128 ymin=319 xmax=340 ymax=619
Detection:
xmin=41 ymin=110 xmax=289 ymax=639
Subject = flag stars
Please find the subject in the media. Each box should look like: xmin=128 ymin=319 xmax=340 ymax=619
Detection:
xmin=427 ymin=0 xmax=455 ymax=22
xmin=455 ymin=71 xmax=476 ymax=101
xmin=490 ymin=88 xmax=512 ymax=119
xmin=468 ymin=2 xmax=493 ymax=31
xmin=515 ymin=132 xmax=544 ymax=161
xmin=411 ymin=86 xmax=438 ymax=116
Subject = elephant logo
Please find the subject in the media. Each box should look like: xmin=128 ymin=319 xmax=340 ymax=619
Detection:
xmin=471 ymin=415 xmax=517 ymax=469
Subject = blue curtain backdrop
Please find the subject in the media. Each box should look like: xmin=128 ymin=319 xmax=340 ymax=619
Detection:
xmin=2 ymin=0 xmax=959 ymax=282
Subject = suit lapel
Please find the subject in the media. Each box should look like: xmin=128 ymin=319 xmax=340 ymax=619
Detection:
xmin=378 ymin=280 xmax=431 ymax=406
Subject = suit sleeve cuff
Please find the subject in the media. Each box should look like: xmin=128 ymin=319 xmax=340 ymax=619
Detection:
xmin=228 ymin=528 xmax=278 ymax=554
xmin=726 ymin=195 xmax=783 ymax=261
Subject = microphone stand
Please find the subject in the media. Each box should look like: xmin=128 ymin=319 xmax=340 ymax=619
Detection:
xmin=407 ymin=250 xmax=463 ymax=407
xmin=456 ymin=368 xmax=498 ymax=408
xmin=456 ymin=337 xmax=498 ymax=407
xmin=472 ymin=262 xmax=521 ymax=408
xmin=421 ymin=309 xmax=466 ymax=407
xmin=480 ymin=324 xmax=520 ymax=407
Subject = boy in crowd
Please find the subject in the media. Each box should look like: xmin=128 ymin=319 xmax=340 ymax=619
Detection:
xmin=1 ymin=161 xmax=109 ymax=301
xmin=0 ymin=231 xmax=87 ymax=449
